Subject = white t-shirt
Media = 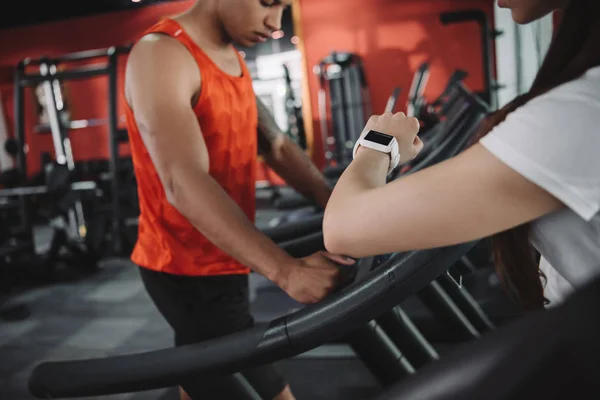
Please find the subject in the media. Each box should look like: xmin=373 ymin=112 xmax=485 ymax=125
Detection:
xmin=479 ymin=66 xmax=600 ymax=307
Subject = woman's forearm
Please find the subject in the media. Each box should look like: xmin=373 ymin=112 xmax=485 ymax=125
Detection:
xmin=332 ymin=147 xmax=390 ymax=197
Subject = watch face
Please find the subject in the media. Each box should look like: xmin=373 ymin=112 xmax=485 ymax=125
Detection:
xmin=364 ymin=130 xmax=393 ymax=146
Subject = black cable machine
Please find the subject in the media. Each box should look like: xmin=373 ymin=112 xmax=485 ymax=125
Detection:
xmin=315 ymin=51 xmax=371 ymax=168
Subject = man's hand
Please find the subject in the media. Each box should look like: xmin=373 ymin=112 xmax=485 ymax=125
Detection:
xmin=276 ymin=251 xmax=356 ymax=304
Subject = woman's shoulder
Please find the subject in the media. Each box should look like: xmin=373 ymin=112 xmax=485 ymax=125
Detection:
xmin=504 ymin=65 xmax=600 ymax=134
xmin=533 ymin=65 xmax=600 ymax=108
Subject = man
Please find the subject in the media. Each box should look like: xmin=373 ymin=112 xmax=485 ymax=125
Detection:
xmin=123 ymin=1 xmax=355 ymax=399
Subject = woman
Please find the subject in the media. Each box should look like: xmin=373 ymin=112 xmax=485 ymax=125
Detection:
xmin=323 ymin=0 xmax=600 ymax=310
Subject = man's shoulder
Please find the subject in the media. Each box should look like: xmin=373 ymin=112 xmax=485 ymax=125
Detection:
xmin=131 ymin=33 xmax=184 ymax=57
xmin=128 ymin=32 xmax=198 ymax=75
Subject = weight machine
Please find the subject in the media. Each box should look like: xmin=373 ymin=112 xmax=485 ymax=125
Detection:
xmin=316 ymin=51 xmax=371 ymax=168
xmin=0 ymin=45 xmax=135 ymax=320
xmin=282 ymin=63 xmax=307 ymax=150
xmin=8 ymin=45 xmax=133 ymax=259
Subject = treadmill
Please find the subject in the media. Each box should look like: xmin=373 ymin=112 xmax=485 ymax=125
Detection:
xmin=376 ymin=274 xmax=600 ymax=400
xmin=28 ymin=241 xmax=479 ymax=399
xmin=254 ymin=83 xmax=497 ymax=350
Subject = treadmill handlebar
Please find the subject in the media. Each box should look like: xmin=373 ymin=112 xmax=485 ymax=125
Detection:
xmin=286 ymin=243 xmax=476 ymax=349
xmin=29 ymin=323 xmax=275 ymax=399
xmin=28 ymin=242 xmax=477 ymax=399
xmin=261 ymin=213 xmax=324 ymax=243
xmin=278 ymin=231 xmax=325 ymax=258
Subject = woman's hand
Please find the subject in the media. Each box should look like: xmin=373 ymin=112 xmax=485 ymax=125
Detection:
xmin=360 ymin=112 xmax=424 ymax=165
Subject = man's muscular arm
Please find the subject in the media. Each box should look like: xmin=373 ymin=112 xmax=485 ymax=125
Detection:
xmin=256 ymin=96 xmax=332 ymax=209
xmin=125 ymin=36 xmax=297 ymax=284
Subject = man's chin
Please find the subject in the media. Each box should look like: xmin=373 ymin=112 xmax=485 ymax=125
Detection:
xmin=240 ymin=40 xmax=258 ymax=48
xmin=238 ymin=38 xmax=258 ymax=48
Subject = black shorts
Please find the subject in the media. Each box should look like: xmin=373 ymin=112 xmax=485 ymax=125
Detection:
xmin=139 ymin=267 xmax=288 ymax=400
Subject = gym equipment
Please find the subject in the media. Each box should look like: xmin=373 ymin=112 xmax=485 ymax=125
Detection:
xmin=344 ymin=320 xmax=416 ymax=387
xmin=268 ymin=86 xmax=400 ymax=214
xmin=282 ymin=64 xmax=307 ymax=150
xmin=277 ymin=231 xmax=325 ymax=258
xmin=393 ymin=81 xmax=488 ymax=179
xmin=0 ymin=180 xmax=96 ymax=197
xmin=254 ymin=83 xmax=497 ymax=384
xmin=14 ymin=45 xmax=133 ymax=257
xmin=265 ymin=81 xmax=487 ymax=242
xmin=0 ymin=46 xmax=139 ymax=309
xmin=0 ymin=155 xmax=99 ymax=262
xmin=435 ymin=273 xmax=496 ymax=334
xmin=316 ymin=51 xmax=371 ymax=167
xmin=24 ymin=78 xmax=500 ymax=397
xmin=261 ymin=212 xmax=324 ymax=243
xmin=440 ymin=9 xmax=503 ymax=109
xmin=385 ymin=86 xmax=402 ymax=114
xmin=271 ymin=66 xmax=472 ymax=215
xmin=27 ymin=241 xmax=477 ymax=398
xmin=415 ymin=281 xmax=480 ymax=341
xmin=375 ymin=275 xmax=600 ymax=400
xmin=410 ymin=68 xmax=469 ymax=134
xmin=376 ymin=306 xmax=440 ymax=370
xmin=406 ymin=62 xmax=431 ymax=118
xmin=37 ymin=59 xmax=88 ymax=240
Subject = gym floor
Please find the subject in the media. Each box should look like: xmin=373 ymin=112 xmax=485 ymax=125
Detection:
xmin=0 ymin=258 xmax=176 ymax=400
xmin=0 ymin=205 xmax=382 ymax=400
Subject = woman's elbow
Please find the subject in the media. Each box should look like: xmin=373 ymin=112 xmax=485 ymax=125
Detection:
xmin=323 ymin=210 xmax=354 ymax=256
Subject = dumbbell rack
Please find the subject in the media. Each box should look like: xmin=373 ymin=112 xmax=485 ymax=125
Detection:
xmin=11 ymin=45 xmax=132 ymax=257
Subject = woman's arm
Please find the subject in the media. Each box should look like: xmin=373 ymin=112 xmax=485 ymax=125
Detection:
xmin=323 ymin=142 xmax=564 ymax=258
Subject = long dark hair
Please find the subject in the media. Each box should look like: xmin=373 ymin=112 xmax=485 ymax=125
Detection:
xmin=475 ymin=0 xmax=600 ymax=310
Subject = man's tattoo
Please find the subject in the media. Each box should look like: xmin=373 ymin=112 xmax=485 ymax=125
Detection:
xmin=256 ymin=96 xmax=282 ymax=156
xmin=254 ymin=98 xmax=331 ymax=206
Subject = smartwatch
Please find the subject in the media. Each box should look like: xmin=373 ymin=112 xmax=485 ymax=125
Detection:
xmin=353 ymin=130 xmax=400 ymax=175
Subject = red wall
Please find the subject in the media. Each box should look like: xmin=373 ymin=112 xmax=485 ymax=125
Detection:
xmin=297 ymin=0 xmax=495 ymax=168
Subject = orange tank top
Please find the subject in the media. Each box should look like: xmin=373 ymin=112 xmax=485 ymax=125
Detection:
xmin=125 ymin=18 xmax=257 ymax=276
